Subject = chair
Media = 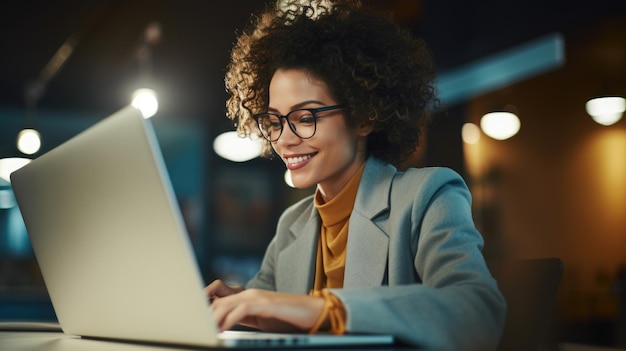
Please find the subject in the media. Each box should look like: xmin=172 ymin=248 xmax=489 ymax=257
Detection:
xmin=487 ymin=257 xmax=564 ymax=351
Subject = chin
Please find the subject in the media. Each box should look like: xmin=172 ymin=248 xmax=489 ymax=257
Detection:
xmin=290 ymin=176 xmax=315 ymax=190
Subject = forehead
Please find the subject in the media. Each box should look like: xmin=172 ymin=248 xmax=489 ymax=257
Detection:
xmin=268 ymin=69 xmax=334 ymax=109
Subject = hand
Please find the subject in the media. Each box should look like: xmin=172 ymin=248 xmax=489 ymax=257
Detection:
xmin=210 ymin=288 xmax=326 ymax=332
xmin=205 ymin=279 xmax=245 ymax=302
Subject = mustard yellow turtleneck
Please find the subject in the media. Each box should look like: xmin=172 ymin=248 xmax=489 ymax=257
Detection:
xmin=308 ymin=162 xmax=366 ymax=334
xmin=313 ymin=161 xmax=366 ymax=290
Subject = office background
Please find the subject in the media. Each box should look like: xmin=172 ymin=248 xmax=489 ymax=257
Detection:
xmin=1 ymin=0 xmax=626 ymax=348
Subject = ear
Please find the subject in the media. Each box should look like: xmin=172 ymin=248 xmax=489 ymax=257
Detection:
xmin=356 ymin=119 xmax=375 ymax=137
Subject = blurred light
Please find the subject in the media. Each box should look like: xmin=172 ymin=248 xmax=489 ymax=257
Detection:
xmin=480 ymin=112 xmax=521 ymax=140
xmin=0 ymin=157 xmax=31 ymax=183
xmin=436 ymin=33 xmax=564 ymax=106
xmin=144 ymin=22 xmax=162 ymax=45
xmin=131 ymin=88 xmax=159 ymax=118
xmin=213 ymin=131 xmax=262 ymax=162
xmin=17 ymin=128 xmax=41 ymax=155
xmin=284 ymin=170 xmax=295 ymax=188
xmin=0 ymin=188 xmax=16 ymax=209
xmin=462 ymin=123 xmax=481 ymax=144
xmin=585 ymin=96 xmax=625 ymax=126
xmin=6 ymin=204 xmax=31 ymax=256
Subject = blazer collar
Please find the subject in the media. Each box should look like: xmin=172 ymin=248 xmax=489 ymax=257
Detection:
xmin=353 ymin=157 xmax=396 ymax=219
xmin=283 ymin=157 xmax=397 ymax=291
xmin=343 ymin=157 xmax=395 ymax=288
xmin=288 ymin=156 xmax=395 ymax=233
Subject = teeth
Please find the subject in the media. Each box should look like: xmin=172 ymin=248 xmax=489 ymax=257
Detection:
xmin=286 ymin=154 xmax=313 ymax=164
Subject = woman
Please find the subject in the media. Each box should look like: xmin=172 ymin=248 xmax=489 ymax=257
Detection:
xmin=206 ymin=0 xmax=506 ymax=349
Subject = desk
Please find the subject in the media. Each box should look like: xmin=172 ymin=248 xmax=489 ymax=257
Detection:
xmin=1 ymin=331 xmax=180 ymax=351
xmin=0 ymin=330 xmax=416 ymax=351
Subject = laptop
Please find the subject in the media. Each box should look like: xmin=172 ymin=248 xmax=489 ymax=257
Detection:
xmin=10 ymin=106 xmax=394 ymax=348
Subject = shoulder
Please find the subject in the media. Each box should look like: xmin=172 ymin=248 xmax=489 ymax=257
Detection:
xmin=276 ymin=193 xmax=315 ymax=228
xmin=400 ymin=166 xmax=467 ymax=185
xmin=392 ymin=166 xmax=469 ymax=195
xmin=363 ymin=157 xmax=467 ymax=190
xmin=381 ymin=167 xmax=474 ymax=218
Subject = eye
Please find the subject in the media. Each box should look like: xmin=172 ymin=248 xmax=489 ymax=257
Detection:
xmin=261 ymin=114 xmax=282 ymax=130
xmin=293 ymin=112 xmax=315 ymax=125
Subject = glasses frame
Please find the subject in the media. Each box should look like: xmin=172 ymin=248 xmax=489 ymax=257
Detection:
xmin=253 ymin=104 xmax=345 ymax=142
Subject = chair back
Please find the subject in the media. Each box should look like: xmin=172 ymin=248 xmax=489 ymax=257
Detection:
xmin=487 ymin=257 xmax=564 ymax=351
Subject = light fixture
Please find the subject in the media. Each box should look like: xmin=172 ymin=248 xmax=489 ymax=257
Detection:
xmin=462 ymin=123 xmax=481 ymax=144
xmin=131 ymin=22 xmax=162 ymax=119
xmin=585 ymin=96 xmax=625 ymax=126
xmin=213 ymin=131 xmax=262 ymax=162
xmin=131 ymin=88 xmax=159 ymax=118
xmin=16 ymin=128 xmax=42 ymax=155
xmin=0 ymin=157 xmax=31 ymax=183
xmin=480 ymin=111 xmax=521 ymax=140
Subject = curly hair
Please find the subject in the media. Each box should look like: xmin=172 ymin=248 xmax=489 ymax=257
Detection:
xmin=225 ymin=0 xmax=439 ymax=167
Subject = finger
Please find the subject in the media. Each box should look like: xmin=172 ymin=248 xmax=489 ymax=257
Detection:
xmin=211 ymin=296 xmax=243 ymax=331
xmin=207 ymin=280 xmax=246 ymax=297
xmin=205 ymin=279 xmax=236 ymax=299
xmin=204 ymin=280 xmax=222 ymax=300
xmin=211 ymin=290 xmax=326 ymax=332
xmin=211 ymin=290 xmax=266 ymax=331
xmin=218 ymin=300 xmax=268 ymax=332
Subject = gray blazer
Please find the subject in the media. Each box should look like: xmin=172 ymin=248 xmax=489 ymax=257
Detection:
xmin=246 ymin=157 xmax=506 ymax=350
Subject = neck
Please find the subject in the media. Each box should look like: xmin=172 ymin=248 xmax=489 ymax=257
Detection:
xmin=316 ymin=158 xmax=366 ymax=203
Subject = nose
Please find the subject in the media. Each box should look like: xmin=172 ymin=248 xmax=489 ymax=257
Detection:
xmin=275 ymin=119 xmax=301 ymax=145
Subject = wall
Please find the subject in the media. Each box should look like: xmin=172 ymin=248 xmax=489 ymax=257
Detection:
xmin=463 ymin=13 xmax=626 ymax=345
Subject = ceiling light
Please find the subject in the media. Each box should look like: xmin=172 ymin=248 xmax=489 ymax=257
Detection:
xmin=585 ymin=96 xmax=625 ymax=126
xmin=213 ymin=131 xmax=262 ymax=162
xmin=131 ymin=88 xmax=159 ymax=118
xmin=462 ymin=123 xmax=481 ymax=144
xmin=480 ymin=112 xmax=521 ymax=140
xmin=17 ymin=128 xmax=41 ymax=155
xmin=0 ymin=157 xmax=31 ymax=183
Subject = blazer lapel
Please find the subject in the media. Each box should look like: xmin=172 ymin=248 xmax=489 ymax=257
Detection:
xmin=277 ymin=158 xmax=397 ymax=291
xmin=275 ymin=207 xmax=319 ymax=294
xmin=343 ymin=158 xmax=396 ymax=288
xmin=343 ymin=212 xmax=389 ymax=287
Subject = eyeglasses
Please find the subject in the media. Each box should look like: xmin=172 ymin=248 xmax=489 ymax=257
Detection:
xmin=253 ymin=104 xmax=345 ymax=142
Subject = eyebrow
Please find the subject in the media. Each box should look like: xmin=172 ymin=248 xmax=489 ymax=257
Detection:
xmin=267 ymin=100 xmax=328 ymax=113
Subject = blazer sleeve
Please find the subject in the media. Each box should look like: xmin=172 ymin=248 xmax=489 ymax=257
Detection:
xmin=245 ymin=195 xmax=315 ymax=292
xmin=330 ymin=168 xmax=507 ymax=350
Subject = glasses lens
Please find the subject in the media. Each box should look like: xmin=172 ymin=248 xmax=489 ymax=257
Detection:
xmin=257 ymin=114 xmax=282 ymax=141
xmin=287 ymin=110 xmax=316 ymax=139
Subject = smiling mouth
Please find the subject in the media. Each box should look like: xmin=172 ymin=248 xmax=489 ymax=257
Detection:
xmin=285 ymin=153 xmax=316 ymax=168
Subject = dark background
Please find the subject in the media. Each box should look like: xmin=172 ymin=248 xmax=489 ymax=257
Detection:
xmin=2 ymin=0 xmax=626 ymax=347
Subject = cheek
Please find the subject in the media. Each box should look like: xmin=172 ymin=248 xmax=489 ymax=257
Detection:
xmin=319 ymin=129 xmax=358 ymax=156
xmin=322 ymin=120 xmax=353 ymax=140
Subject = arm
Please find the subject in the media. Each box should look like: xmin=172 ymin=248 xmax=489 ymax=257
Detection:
xmin=331 ymin=168 xmax=506 ymax=350
xmin=208 ymin=196 xmax=326 ymax=332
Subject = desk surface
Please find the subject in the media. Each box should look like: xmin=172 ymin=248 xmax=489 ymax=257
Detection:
xmin=0 ymin=330 xmax=416 ymax=351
